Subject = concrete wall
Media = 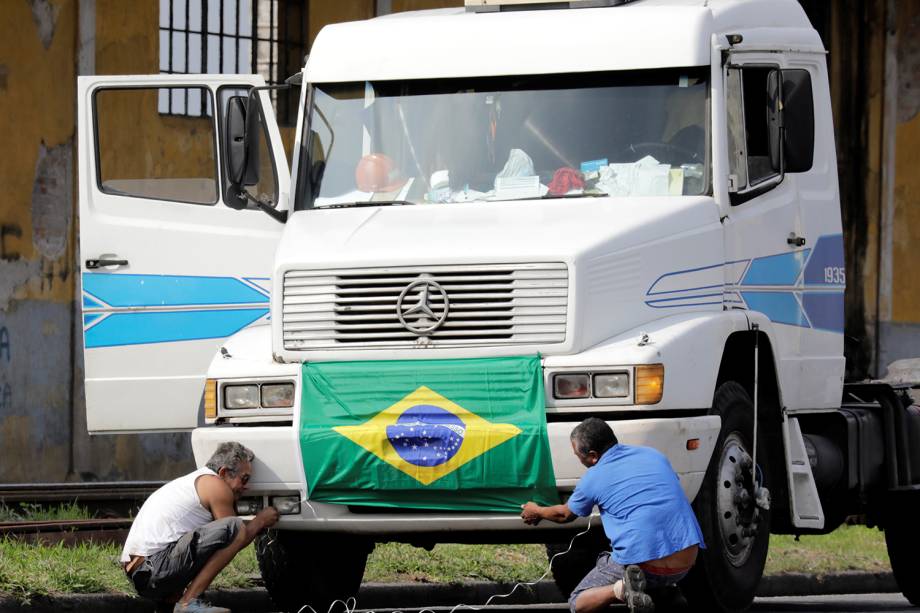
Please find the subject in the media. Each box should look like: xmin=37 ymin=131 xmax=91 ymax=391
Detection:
xmin=0 ymin=0 xmax=85 ymax=482
xmin=878 ymin=1 xmax=920 ymax=374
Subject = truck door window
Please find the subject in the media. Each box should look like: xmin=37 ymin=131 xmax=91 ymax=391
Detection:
xmin=217 ymin=86 xmax=280 ymax=208
xmin=94 ymin=87 xmax=218 ymax=205
xmin=726 ymin=66 xmax=781 ymax=199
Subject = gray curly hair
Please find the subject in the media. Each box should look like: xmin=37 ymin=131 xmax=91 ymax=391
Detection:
xmin=205 ymin=441 xmax=255 ymax=476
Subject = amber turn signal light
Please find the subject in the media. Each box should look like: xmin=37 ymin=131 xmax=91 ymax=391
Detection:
xmin=635 ymin=364 xmax=664 ymax=405
xmin=204 ymin=379 xmax=218 ymax=419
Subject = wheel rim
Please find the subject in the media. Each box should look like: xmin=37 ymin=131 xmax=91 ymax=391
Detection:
xmin=716 ymin=432 xmax=759 ymax=567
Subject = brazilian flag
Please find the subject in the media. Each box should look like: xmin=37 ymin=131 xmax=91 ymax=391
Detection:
xmin=300 ymin=356 xmax=559 ymax=512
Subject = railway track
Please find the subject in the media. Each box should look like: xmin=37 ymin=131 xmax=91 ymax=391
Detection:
xmin=0 ymin=481 xmax=164 ymax=504
xmin=0 ymin=518 xmax=133 ymax=546
xmin=0 ymin=481 xmax=164 ymax=546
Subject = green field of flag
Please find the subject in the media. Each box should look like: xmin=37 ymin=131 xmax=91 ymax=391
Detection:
xmin=300 ymin=356 xmax=558 ymax=512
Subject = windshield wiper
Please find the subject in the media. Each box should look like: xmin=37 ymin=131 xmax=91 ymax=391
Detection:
xmin=321 ymin=200 xmax=416 ymax=209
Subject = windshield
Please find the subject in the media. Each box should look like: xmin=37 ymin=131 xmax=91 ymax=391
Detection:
xmin=298 ymin=69 xmax=709 ymax=209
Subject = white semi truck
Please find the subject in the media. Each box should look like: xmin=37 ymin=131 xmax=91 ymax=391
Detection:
xmin=77 ymin=0 xmax=920 ymax=611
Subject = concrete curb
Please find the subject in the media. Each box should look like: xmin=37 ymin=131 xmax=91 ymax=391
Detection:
xmin=0 ymin=572 xmax=900 ymax=612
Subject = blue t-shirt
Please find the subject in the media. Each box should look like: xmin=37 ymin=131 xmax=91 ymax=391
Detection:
xmin=566 ymin=444 xmax=705 ymax=565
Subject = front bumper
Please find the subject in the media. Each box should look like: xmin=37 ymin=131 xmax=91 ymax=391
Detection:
xmin=191 ymin=414 xmax=719 ymax=535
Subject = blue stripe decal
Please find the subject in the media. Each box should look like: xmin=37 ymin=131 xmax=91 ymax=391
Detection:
xmin=82 ymin=273 xmax=270 ymax=308
xmin=802 ymin=292 xmax=845 ymax=333
xmin=83 ymin=294 xmax=104 ymax=309
xmin=803 ymin=234 xmax=845 ymax=286
xmin=84 ymin=308 xmax=269 ymax=348
xmin=741 ymin=292 xmax=810 ymax=328
xmin=243 ymin=277 xmax=272 ymax=296
xmin=645 ymin=234 xmax=843 ymax=332
xmin=646 ymin=263 xmax=725 ymax=296
xmin=742 ymin=249 xmax=811 ymax=286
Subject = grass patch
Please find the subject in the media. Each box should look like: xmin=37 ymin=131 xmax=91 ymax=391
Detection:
xmin=365 ymin=543 xmax=547 ymax=584
xmin=0 ymin=503 xmax=94 ymax=522
xmin=212 ymin=544 xmax=261 ymax=590
xmin=0 ymin=525 xmax=892 ymax=601
xmin=0 ymin=538 xmax=132 ymax=602
xmin=765 ymin=524 xmax=891 ymax=575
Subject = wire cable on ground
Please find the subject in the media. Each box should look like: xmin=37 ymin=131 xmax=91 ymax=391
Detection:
xmin=294 ymin=514 xmax=595 ymax=613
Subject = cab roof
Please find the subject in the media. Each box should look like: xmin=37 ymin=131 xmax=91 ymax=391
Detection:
xmin=305 ymin=0 xmax=822 ymax=83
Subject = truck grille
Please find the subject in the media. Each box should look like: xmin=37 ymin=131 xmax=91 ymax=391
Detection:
xmin=282 ymin=263 xmax=568 ymax=349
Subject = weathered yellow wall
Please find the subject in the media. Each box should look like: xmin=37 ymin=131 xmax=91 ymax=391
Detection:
xmin=892 ymin=4 xmax=920 ymax=324
xmin=0 ymin=0 xmax=76 ymax=482
xmin=0 ymin=0 xmax=76 ymax=307
xmin=96 ymin=0 xmax=158 ymax=75
xmin=392 ymin=0 xmax=462 ymax=11
xmin=310 ymin=0 xmax=375 ymax=42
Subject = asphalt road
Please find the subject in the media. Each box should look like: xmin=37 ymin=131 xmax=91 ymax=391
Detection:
xmin=334 ymin=594 xmax=916 ymax=613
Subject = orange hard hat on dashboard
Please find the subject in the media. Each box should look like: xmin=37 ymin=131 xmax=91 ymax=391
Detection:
xmin=355 ymin=153 xmax=406 ymax=193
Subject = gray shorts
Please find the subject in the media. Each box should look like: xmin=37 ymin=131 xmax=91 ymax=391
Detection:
xmin=568 ymin=552 xmax=689 ymax=613
xmin=128 ymin=516 xmax=244 ymax=601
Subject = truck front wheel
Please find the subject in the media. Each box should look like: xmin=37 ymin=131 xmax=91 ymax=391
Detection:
xmin=884 ymin=495 xmax=920 ymax=605
xmin=682 ymin=382 xmax=771 ymax=613
xmin=256 ymin=530 xmax=372 ymax=613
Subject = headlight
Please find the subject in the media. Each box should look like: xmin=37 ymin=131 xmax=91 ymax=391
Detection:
xmin=224 ymin=384 xmax=260 ymax=409
xmin=553 ymin=373 xmax=590 ymax=399
xmin=271 ymin=495 xmax=301 ymax=515
xmin=261 ymin=383 xmax=295 ymax=408
xmin=593 ymin=373 xmax=629 ymax=398
xmin=235 ymin=497 xmax=263 ymax=515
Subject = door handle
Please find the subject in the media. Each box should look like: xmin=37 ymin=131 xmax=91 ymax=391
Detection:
xmin=787 ymin=234 xmax=806 ymax=247
xmin=85 ymin=258 xmax=129 ymax=269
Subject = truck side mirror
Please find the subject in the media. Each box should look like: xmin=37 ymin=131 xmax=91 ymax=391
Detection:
xmin=226 ymin=96 xmax=249 ymax=185
xmin=781 ymin=69 xmax=815 ymax=173
xmin=766 ymin=70 xmax=783 ymax=174
xmin=225 ymin=93 xmax=262 ymax=209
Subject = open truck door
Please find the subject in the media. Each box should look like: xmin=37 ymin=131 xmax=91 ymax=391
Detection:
xmin=77 ymin=75 xmax=289 ymax=432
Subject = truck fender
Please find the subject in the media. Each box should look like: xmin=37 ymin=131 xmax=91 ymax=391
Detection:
xmin=545 ymin=310 xmax=774 ymax=411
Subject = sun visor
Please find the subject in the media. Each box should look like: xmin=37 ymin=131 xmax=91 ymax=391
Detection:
xmin=305 ymin=6 xmax=713 ymax=83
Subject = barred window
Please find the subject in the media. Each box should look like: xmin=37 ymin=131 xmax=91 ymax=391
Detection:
xmin=158 ymin=0 xmax=307 ymax=125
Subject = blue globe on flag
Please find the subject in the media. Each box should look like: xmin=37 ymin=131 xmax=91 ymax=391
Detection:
xmin=386 ymin=404 xmax=466 ymax=467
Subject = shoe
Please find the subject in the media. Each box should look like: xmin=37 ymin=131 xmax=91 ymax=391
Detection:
xmin=172 ymin=598 xmax=231 ymax=613
xmin=623 ymin=565 xmax=655 ymax=613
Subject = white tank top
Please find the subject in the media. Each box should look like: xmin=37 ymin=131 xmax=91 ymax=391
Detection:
xmin=120 ymin=467 xmax=218 ymax=562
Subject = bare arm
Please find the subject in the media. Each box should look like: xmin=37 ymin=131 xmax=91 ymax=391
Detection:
xmin=521 ymin=501 xmax=578 ymax=525
xmin=196 ymin=475 xmax=279 ymax=540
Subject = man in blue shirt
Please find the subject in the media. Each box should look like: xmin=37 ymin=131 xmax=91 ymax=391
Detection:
xmin=521 ymin=418 xmax=704 ymax=613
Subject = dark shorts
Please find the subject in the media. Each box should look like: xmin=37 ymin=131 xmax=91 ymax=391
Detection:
xmin=568 ymin=552 xmax=689 ymax=613
xmin=128 ymin=516 xmax=244 ymax=601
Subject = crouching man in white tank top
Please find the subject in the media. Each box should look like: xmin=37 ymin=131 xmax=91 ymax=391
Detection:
xmin=120 ymin=442 xmax=279 ymax=613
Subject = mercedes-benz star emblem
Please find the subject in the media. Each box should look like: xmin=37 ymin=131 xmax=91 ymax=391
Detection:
xmin=396 ymin=279 xmax=449 ymax=335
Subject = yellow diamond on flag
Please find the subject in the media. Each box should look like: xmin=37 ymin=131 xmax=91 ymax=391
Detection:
xmin=333 ymin=386 xmax=521 ymax=486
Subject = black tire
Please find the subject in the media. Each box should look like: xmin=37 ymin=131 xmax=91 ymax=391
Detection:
xmin=544 ymin=527 xmax=610 ymax=599
xmin=681 ymin=382 xmax=771 ymax=613
xmin=256 ymin=530 xmax=372 ymax=613
xmin=885 ymin=504 xmax=920 ymax=606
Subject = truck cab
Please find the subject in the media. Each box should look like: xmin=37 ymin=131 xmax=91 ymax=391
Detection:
xmin=79 ymin=1 xmax=920 ymax=612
